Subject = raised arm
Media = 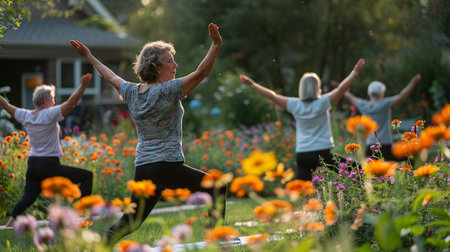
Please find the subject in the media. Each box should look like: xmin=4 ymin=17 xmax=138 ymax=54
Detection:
xmin=239 ymin=75 xmax=288 ymax=109
xmin=327 ymin=59 xmax=365 ymax=106
xmin=344 ymin=91 xmax=358 ymax=106
xmin=0 ymin=95 xmax=18 ymax=119
xmin=60 ymin=73 xmax=92 ymax=116
xmin=182 ymin=23 xmax=222 ymax=96
xmin=70 ymin=40 xmax=124 ymax=94
xmin=392 ymin=74 xmax=421 ymax=106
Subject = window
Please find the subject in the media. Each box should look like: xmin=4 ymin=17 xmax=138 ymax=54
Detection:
xmin=56 ymin=59 xmax=100 ymax=104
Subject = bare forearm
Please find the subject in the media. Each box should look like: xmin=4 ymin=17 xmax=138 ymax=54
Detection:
xmin=249 ymin=82 xmax=278 ymax=101
xmin=86 ymin=55 xmax=116 ymax=83
xmin=329 ymin=71 xmax=358 ymax=105
xmin=195 ymin=44 xmax=220 ymax=78
xmin=66 ymin=85 xmax=88 ymax=109
xmin=0 ymin=96 xmax=17 ymax=118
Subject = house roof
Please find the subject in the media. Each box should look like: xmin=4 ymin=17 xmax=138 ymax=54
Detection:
xmin=0 ymin=19 xmax=127 ymax=48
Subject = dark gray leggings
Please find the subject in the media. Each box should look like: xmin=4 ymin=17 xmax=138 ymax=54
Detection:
xmin=11 ymin=157 xmax=93 ymax=217
xmin=106 ymin=161 xmax=227 ymax=245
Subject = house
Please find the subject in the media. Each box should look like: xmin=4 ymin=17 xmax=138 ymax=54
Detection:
xmin=0 ymin=0 xmax=135 ymax=130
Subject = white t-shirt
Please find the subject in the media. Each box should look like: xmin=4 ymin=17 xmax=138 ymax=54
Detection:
xmin=14 ymin=106 xmax=64 ymax=157
xmin=356 ymin=97 xmax=394 ymax=145
xmin=287 ymin=96 xmax=334 ymax=152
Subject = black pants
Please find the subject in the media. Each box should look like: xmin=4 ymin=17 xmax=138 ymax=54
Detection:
xmin=106 ymin=161 xmax=227 ymax=244
xmin=296 ymin=149 xmax=347 ymax=181
xmin=11 ymin=157 xmax=93 ymax=218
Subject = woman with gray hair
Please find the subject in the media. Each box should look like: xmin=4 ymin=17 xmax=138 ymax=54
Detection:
xmin=344 ymin=74 xmax=421 ymax=160
xmin=1 ymin=74 xmax=93 ymax=228
xmin=71 ymin=23 xmax=226 ymax=245
xmin=240 ymin=59 xmax=365 ymax=181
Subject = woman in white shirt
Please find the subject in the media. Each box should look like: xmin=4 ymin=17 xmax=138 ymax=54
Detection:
xmin=1 ymin=74 xmax=94 ymax=227
xmin=240 ymin=59 xmax=364 ymax=181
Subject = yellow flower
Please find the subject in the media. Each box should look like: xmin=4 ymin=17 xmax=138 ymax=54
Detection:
xmin=324 ymin=201 xmax=336 ymax=225
xmin=242 ymin=149 xmax=277 ymax=176
xmin=345 ymin=143 xmax=361 ymax=153
xmin=414 ymin=165 xmax=439 ymax=177
xmin=230 ymin=175 xmax=264 ymax=197
xmin=363 ymin=159 xmax=397 ymax=177
xmin=263 ymin=163 xmax=294 ymax=184
xmin=127 ymin=180 xmax=156 ymax=198
xmin=41 ymin=176 xmax=81 ymax=202
xmin=74 ymin=195 xmax=105 ymax=215
xmin=205 ymin=226 xmax=239 ymax=242
xmin=346 ymin=115 xmax=378 ymax=138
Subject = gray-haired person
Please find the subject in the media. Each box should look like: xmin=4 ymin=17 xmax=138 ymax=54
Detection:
xmin=240 ymin=59 xmax=365 ymax=181
xmin=71 ymin=23 xmax=226 ymax=245
xmin=1 ymin=74 xmax=94 ymax=228
xmin=344 ymin=74 xmax=421 ymax=160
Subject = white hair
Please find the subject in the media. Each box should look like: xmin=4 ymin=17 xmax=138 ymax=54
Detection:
xmin=32 ymin=85 xmax=55 ymax=107
xmin=367 ymin=81 xmax=386 ymax=98
xmin=299 ymin=73 xmax=321 ymax=101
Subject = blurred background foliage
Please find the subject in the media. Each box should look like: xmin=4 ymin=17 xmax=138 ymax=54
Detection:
xmin=2 ymin=0 xmax=449 ymax=133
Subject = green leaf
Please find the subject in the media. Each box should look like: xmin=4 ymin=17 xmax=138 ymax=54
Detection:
xmin=426 ymin=238 xmax=450 ymax=249
xmin=410 ymin=225 xmax=425 ymax=235
xmin=375 ymin=214 xmax=400 ymax=251
xmin=431 ymin=208 xmax=450 ymax=220
xmin=354 ymin=243 xmax=372 ymax=252
xmin=395 ymin=214 xmax=418 ymax=230
xmin=296 ymin=236 xmax=314 ymax=251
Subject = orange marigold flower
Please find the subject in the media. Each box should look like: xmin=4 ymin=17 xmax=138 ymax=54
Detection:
xmin=201 ymin=169 xmax=233 ymax=188
xmin=64 ymin=136 xmax=72 ymax=142
xmin=346 ymin=115 xmax=378 ymax=138
xmin=19 ymin=131 xmax=26 ymax=136
xmin=5 ymin=136 xmax=13 ymax=143
xmin=74 ymin=195 xmax=105 ymax=215
xmin=420 ymin=124 xmax=450 ymax=149
xmin=185 ymin=216 xmax=197 ymax=225
xmin=202 ymin=154 xmax=209 ymax=160
xmin=254 ymin=204 xmax=277 ymax=222
xmin=302 ymin=198 xmax=323 ymax=211
xmin=16 ymin=153 xmax=24 ymax=159
xmin=127 ymin=180 xmax=156 ymax=198
xmin=263 ymin=135 xmax=270 ymax=142
xmin=392 ymin=141 xmax=422 ymax=158
xmin=400 ymin=164 xmax=413 ymax=171
xmin=9 ymin=173 xmax=15 ymax=178
xmin=230 ymin=175 xmax=264 ymax=197
xmin=0 ymin=159 xmax=3 ymax=165
xmin=324 ymin=201 xmax=337 ymax=225
xmin=414 ymin=120 xmax=426 ymax=127
xmin=391 ymin=119 xmax=401 ymax=128
xmin=363 ymin=159 xmax=397 ymax=177
xmin=285 ymin=179 xmax=315 ymax=199
xmin=79 ymin=220 xmax=93 ymax=227
xmin=162 ymin=188 xmax=191 ymax=201
xmin=12 ymin=131 xmax=18 ymax=136
xmin=351 ymin=204 xmax=367 ymax=230
xmin=414 ymin=165 xmax=439 ymax=177
xmin=299 ymin=222 xmax=325 ymax=232
xmin=431 ymin=103 xmax=450 ymax=124
xmin=275 ymin=121 xmax=282 ymax=127
xmin=402 ymin=132 xmax=418 ymax=142
xmin=345 ymin=143 xmax=361 ymax=153
xmin=247 ymin=233 xmax=269 ymax=245
xmin=264 ymin=163 xmax=294 ymax=184
xmin=14 ymin=137 xmax=20 ymax=143
xmin=225 ymin=130 xmax=233 ymax=139
xmin=90 ymin=154 xmax=99 ymax=161
xmin=1 ymin=164 xmax=7 ymax=169
xmin=41 ymin=176 xmax=81 ymax=201
xmin=225 ymin=160 xmax=234 ymax=166
xmin=115 ymin=240 xmax=139 ymax=252
xmin=422 ymin=194 xmax=432 ymax=206
xmin=205 ymin=226 xmax=239 ymax=242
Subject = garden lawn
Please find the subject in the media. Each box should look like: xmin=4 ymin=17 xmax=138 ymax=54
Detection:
xmin=0 ymin=198 xmax=265 ymax=252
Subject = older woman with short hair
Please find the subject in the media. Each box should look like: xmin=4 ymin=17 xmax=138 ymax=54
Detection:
xmin=240 ymin=59 xmax=365 ymax=181
xmin=71 ymin=23 xmax=226 ymax=245
xmin=1 ymin=74 xmax=94 ymax=228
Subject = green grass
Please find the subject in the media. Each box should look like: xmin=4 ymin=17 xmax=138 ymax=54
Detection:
xmin=0 ymin=198 xmax=264 ymax=251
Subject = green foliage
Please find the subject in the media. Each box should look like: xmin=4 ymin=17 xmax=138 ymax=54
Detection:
xmin=78 ymin=14 xmax=118 ymax=33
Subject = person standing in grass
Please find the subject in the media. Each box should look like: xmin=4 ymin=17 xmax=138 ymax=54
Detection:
xmin=1 ymin=74 xmax=94 ymax=228
xmin=240 ymin=59 xmax=365 ymax=181
xmin=71 ymin=23 xmax=226 ymax=245
xmin=343 ymin=74 xmax=421 ymax=160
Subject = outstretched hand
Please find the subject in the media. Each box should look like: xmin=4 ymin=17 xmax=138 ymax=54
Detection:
xmin=80 ymin=73 xmax=92 ymax=87
xmin=208 ymin=23 xmax=222 ymax=47
xmin=411 ymin=74 xmax=421 ymax=83
xmin=70 ymin=40 xmax=91 ymax=58
xmin=239 ymin=74 xmax=254 ymax=86
xmin=352 ymin=58 xmax=365 ymax=75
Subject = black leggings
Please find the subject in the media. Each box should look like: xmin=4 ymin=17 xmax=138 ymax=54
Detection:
xmin=11 ymin=157 xmax=93 ymax=218
xmin=296 ymin=149 xmax=348 ymax=181
xmin=106 ymin=161 xmax=227 ymax=244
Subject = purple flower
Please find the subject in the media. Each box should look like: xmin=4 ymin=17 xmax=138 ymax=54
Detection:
xmin=346 ymin=157 xmax=353 ymax=163
xmin=366 ymin=157 xmax=374 ymax=162
xmin=171 ymin=224 xmax=192 ymax=242
xmin=72 ymin=125 xmax=80 ymax=135
xmin=91 ymin=204 xmax=120 ymax=219
xmin=14 ymin=214 xmax=37 ymax=237
xmin=127 ymin=244 xmax=153 ymax=252
xmin=186 ymin=192 xmax=213 ymax=206
xmin=370 ymin=145 xmax=376 ymax=150
xmin=339 ymin=162 xmax=346 ymax=169
xmin=336 ymin=184 xmax=346 ymax=191
xmin=33 ymin=227 xmax=55 ymax=251
xmin=48 ymin=204 xmax=79 ymax=231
